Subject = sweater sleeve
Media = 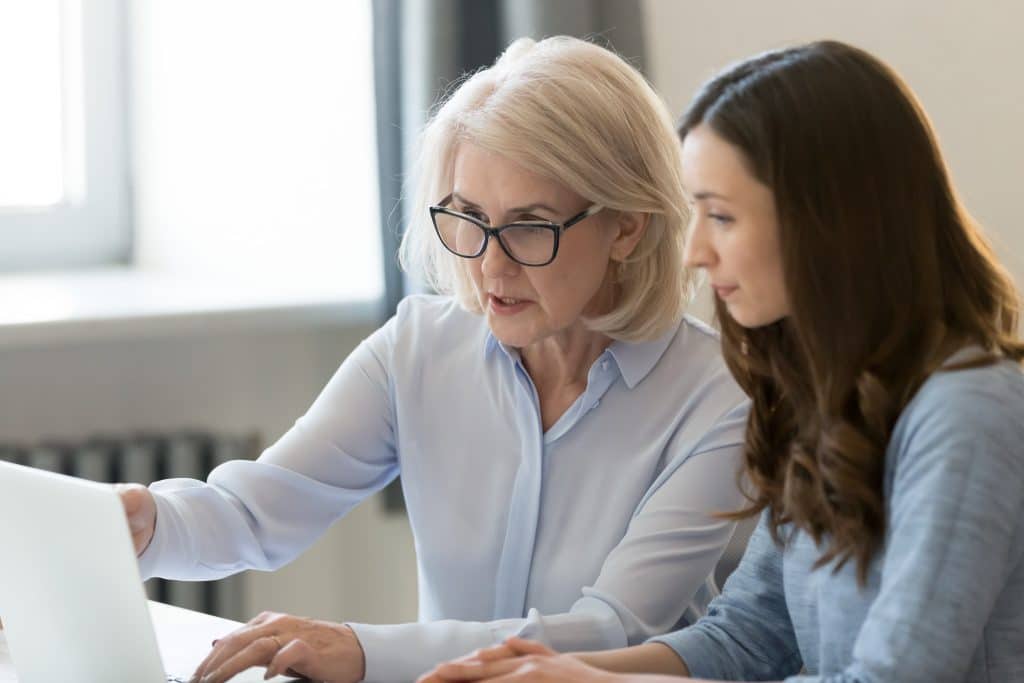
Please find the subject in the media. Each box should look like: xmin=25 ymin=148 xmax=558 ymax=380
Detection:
xmin=649 ymin=509 xmax=804 ymax=681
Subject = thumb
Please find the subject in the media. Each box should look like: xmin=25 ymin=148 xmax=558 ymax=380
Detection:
xmin=504 ymin=637 xmax=557 ymax=656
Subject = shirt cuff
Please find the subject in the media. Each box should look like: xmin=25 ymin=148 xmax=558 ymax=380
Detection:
xmin=348 ymin=620 xmax=497 ymax=683
xmin=136 ymin=489 xmax=177 ymax=580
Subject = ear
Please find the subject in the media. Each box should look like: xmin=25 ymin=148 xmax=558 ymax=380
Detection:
xmin=609 ymin=211 xmax=649 ymax=262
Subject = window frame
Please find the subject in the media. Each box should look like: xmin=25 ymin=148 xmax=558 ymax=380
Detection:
xmin=0 ymin=0 xmax=131 ymax=273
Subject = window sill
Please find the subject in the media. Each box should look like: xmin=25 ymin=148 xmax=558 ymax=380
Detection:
xmin=0 ymin=267 xmax=382 ymax=348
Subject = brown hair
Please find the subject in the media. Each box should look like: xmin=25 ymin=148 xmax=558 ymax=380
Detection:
xmin=680 ymin=41 xmax=1024 ymax=581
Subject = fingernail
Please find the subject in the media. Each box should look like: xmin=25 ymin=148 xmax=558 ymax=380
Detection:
xmin=211 ymin=639 xmax=219 ymax=647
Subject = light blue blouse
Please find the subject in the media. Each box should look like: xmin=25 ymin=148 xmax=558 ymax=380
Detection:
xmin=138 ymin=294 xmax=749 ymax=682
xmin=652 ymin=354 xmax=1024 ymax=682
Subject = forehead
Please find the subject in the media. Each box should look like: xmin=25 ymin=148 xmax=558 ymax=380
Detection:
xmin=680 ymin=125 xmax=758 ymax=195
xmin=450 ymin=142 xmax=577 ymax=207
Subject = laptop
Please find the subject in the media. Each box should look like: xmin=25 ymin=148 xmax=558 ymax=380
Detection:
xmin=0 ymin=460 xmax=295 ymax=683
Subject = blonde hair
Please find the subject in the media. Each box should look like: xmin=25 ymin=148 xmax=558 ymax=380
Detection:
xmin=399 ymin=36 xmax=692 ymax=341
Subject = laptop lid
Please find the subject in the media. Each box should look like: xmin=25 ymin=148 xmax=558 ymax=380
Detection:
xmin=0 ymin=461 xmax=299 ymax=683
xmin=0 ymin=460 xmax=166 ymax=683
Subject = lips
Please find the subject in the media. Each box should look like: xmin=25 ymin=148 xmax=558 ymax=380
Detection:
xmin=487 ymin=293 xmax=532 ymax=314
xmin=489 ymin=293 xmax=531 ymax=305
xmin=712 ymin=284 xmax=738 ymax=299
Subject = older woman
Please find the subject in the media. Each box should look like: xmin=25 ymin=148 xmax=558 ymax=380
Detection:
xmin=119 ymin=36 xmax=747 ymax=683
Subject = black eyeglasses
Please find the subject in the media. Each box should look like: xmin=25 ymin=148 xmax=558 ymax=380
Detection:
xmin=429 ymin=194 xmax=604 ymax=267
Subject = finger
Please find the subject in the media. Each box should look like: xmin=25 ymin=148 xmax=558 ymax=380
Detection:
xmin=192 ymin=611 xmax=292 ymax=680
xmin=191 ymin=623 xmax=273 ymax=681
xmin=486 ymin=670 xmax=537 ymax=683
xmin=415 ymin=670 xmax=443 ymax=683
xmin=114 ymin=484 xmax=140 ymax=514
xmin=502 ymin=638 xmax=557 ymax=657
xmin=264 ymin=638 xmax=313 ymax=680
xmin=486 ymin=659 xmax=557 ymax=683
xmin=475 ymin=643 xmax=519 ymax=662
xmin=191 ymin=638 xmax=225 ymax=681
xmin=202 ymin=635 xmax=279 ymax=683
xmin=435 ymin=656 xmax=525 ymax=681
xmin=248 ymin=611 xmax=278 ymax=626
xmin=192 ymin=618 xmax=286 ymax=679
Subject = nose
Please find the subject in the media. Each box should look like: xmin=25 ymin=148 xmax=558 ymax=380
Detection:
xmin=683 ymin=218 xmax=716 ymax=270
xmin=479 ymin=234 xmax=520 ymax=278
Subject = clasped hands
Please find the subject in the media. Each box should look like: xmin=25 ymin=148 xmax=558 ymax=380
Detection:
xmin=417 ymin=637 xmax=614 ymax=683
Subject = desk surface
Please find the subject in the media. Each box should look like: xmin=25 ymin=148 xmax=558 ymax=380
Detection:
xmin=0 ymin=601 xmax=293 ymax=682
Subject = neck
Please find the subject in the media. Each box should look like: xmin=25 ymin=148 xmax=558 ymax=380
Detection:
xmin=519 ymin=324 xmax=614 ymax=393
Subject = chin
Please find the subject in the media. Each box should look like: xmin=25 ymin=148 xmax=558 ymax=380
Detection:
xmin=726 ymin=305 xmax=785 ymax=329
xmin=486 ymin=318 xmax=534 ymax=349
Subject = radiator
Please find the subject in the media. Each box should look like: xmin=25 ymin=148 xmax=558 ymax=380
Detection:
xmin=0 ymin=431 xmax=260 ymax=622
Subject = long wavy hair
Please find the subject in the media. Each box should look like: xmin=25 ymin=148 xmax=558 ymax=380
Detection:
xmin=681 ymin=41 xmax=1024 ymax=582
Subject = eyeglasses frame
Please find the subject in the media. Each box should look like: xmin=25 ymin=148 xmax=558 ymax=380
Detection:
xmin=428 ymin=194 xmax=605 ymax=267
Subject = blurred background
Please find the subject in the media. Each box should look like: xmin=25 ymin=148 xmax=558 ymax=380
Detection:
xmin=1 ymin=0 xmax=1021 ymax=625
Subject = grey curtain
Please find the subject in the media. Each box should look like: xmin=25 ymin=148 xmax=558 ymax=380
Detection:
xmin=372 ymin=0 xmax=646 ymax=320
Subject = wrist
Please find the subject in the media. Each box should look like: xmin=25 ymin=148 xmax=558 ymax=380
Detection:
xmin=342 ymin=623 xmax=366 ymax=682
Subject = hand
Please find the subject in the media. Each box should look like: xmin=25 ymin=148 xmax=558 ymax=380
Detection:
xmin=418 ymin=637 xmax=615 ymax=683
xmin=114 ymin=483 xmax=157 ymax=556
xmin=417 ymin=639 xmax=529 ymax=683
xmin=189 ymin=611 xmax=366 ymax=683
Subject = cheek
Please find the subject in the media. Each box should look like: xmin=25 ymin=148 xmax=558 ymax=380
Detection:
xmin=742 ymin=242 xmax=788 ymax=313
xmin=463 ymin=260 xmax=488 ymax=301
xmin=531 ymin=258 xmax=606 ymax=313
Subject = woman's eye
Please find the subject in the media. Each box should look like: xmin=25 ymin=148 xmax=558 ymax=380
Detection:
xmin=707 ymin=212 xmax=734 ymax=226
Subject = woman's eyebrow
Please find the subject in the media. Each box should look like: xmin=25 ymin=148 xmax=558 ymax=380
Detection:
xmin=452 ymin=193 xmax=559 ymax=216
xmin=508 ymin=203 xmax=559 ymax=215
xmin=451 ymin=192 xmax=481 ymax=208
xmin=693 ymin=190 xmax=731 ymax=201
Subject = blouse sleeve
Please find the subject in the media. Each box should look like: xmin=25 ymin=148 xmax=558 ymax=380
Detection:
xmin=138 ymin=309 xmax=401 ymax=581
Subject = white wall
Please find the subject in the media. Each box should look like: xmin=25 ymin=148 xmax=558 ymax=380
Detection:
xmin=644 ymin=0 xmax=1024 ymax=312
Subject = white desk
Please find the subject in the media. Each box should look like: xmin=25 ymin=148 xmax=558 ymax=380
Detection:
xmin=0 ymin=601 xmax=295 ymax=682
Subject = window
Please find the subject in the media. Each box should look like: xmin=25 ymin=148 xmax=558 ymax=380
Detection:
xmin=130 ymin=1 xmax=383 ymax=298
xmin=2 ymin=1 xmax=382 ymax=305
xmin=0 ymin=0 xmax=131 ymax=272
